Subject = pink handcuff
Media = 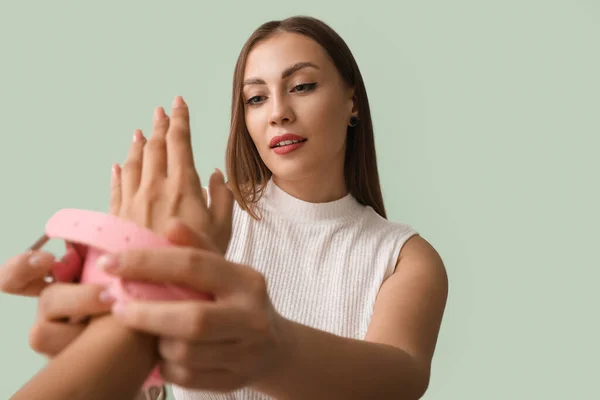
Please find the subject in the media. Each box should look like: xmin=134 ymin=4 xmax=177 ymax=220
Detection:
xmin=29 ymin=208 xmax=212 ymax=399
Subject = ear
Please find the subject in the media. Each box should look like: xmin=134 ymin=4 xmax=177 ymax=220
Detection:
xmin=347 ymin=87 xmax=358 ymax=118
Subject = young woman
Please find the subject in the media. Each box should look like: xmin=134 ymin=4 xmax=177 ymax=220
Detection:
xmin=0 ymin=16 xmax=448 ymax=400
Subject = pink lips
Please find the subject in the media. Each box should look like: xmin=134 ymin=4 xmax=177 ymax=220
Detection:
xmin=270 ymin=133 xmax=307 ymax=155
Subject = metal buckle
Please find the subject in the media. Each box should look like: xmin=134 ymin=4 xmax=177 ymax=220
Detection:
xmin=141 ymin=385 xmax=167 ymax=400
xmin=28 ymin=234 xmax=50 ymax=252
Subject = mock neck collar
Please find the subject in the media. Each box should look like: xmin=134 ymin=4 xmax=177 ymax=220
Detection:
xmin=260 ymin=179 xmax=365 ymax=223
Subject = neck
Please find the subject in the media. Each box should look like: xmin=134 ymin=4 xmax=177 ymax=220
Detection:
xmin=272 ymin=169 xmax=346 ymax=204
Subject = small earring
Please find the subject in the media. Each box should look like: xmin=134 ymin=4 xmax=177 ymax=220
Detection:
xmin=349 ymin=116 xmax=358 ymax=127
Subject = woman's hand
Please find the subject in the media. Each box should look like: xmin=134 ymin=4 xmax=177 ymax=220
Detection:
xmin=100 ymin=221 xmax=290 ymax=393
xmin=111 ymin=96 xmax=233 ymax=254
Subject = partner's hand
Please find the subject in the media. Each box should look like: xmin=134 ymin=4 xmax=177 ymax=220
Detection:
xmin=0 ymin=249 xmax=79 ymax=297
xmin=28 ymin=282 xmax=115 ymax=356
xmin=102 ymin=221 xmax=288 ymax=393
xmin=7 ymin=95 xmax=233 ymax=358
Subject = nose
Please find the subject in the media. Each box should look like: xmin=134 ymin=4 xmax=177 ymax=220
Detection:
xmin=268 ymin=93 xmax=295 ymax=126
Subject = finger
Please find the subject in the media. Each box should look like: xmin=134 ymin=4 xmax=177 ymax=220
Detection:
xmin=109 ymin=162 xmax=122 ymax=215
xmin=140 ymin=106 xmax=169 ymax=187
xmin=164 ymin=218 xmax=220 ymax=253
xmin=159 ymin=362 xmax=243 ymax=392
xmin=38 ymin=283 xmax=115 ymax=321
xmin=29 ymin=320 xmax=87 ymax=357
xmin=166 ymin=96 xmax=198 ymax=186
xmin=121 ymin=129 xmax=146 ymax=201
xmin=0 ymin=251 xmax=55 ymax=296
xmin=113 ymin=300 xmax=244 ymax=341
xmin=208 ymin=169 xmax=234 ymax=218
xmin=207 ymin=169 xmax=234 ymax=252
xmin=100 ymin=247 xmax=238 ymax=295
xmin=159 ymin=337 xmax=244 ymax=368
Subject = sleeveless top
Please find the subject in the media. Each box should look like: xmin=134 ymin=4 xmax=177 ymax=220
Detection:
xmin=173 ymin=179 xmax=418 ymax=400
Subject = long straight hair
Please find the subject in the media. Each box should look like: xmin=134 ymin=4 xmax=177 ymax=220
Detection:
xmin=225 ymin=16 xmax=387 ymax=220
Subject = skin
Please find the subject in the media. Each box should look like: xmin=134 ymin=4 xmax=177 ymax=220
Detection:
xmin=242 ymin=32 xmax=357 ymax=203
xmin=1 ymin=32 xmax=448 ymax=399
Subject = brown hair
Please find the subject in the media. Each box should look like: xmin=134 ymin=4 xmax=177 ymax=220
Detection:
xmin=225 ymin=16 xmax=387 ymax=220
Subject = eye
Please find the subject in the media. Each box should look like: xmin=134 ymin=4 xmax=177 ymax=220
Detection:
xmin=246 ymin=95 xmax=266 ymax=105
xmin=291 ymin=82 xmax=318 ymax=93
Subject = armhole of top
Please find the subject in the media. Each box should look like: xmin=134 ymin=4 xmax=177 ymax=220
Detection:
xmin=389 ymin=226 xmax=420 ymax=276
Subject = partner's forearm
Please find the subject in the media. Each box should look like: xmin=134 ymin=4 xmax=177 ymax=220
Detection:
xmin=254 ymin=319 xmax=429 ymax=400
xmin=12 ymin=315 xmax=157 ymax=400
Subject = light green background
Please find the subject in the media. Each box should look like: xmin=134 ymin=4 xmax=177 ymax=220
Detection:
xmin=1 ymin=0 xmax=598 ymax=398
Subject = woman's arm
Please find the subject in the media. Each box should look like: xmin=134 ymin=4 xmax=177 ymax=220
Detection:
xmin=11 ymin=313 xmax=157 ymax=400
xmin=253 ymin=235 xmax=449 ymax=400
xmin=254 ymin=318 xmax=430 ymax=400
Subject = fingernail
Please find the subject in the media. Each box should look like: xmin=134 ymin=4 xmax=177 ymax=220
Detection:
xmin=172 ymin=96 xmax=186 ymax=109
xmin=28 ymin=254 xmax=42 ymax=266
xmin=96 ymin=254 xmax=120 ymax=272
xmin=112 ymin=302 xmax=126 ymax=317
xmin=133 ymin=129 xmax=145 ymax=142
xmin=154 ymin=107 xmax=166 ymax=121
xmin=214 ymin=168 xmax=225 ymax=183
xmin=111 ymin=163 xmax=120 ymax=178
xmin=29 ymin=253 xmax=53 ymax=267
xmin=99 ymin=289 xmax=116 ymax=304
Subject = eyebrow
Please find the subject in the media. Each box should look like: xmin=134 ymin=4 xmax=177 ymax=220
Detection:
xmin=243 ymin=62 xmax=320 ymax=86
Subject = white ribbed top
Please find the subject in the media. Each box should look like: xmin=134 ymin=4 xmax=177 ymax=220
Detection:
xmin=173 ymin=180 xmax=417 ymax=400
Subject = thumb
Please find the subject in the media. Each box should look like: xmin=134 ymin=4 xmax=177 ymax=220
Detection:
xmin=163 ymin=219 xmax=219 ymax=253
xmin=207 ymin=169 xmax=234 ymax=241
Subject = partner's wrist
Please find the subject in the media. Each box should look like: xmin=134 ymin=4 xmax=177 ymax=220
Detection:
xmin=12 ymin=312 xmax=161 ymax=400
xmin=88 ymin=313 xmax=159 ymax=361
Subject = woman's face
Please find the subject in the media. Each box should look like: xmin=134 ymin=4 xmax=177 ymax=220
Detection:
xmin=242 ymin=32 xmax=356 ymax=185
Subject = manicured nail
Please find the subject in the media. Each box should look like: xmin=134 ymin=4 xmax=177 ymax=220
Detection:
xmin=111 ymin=163 xmax=120 ymax=178
xmin=133 ymin=129 xmax=145 ymax=142
xmin=112 ymin=302 xmax=126 ymax=317
xmin=96 ymin=254 xmax=119 ymax=272
xmin=99 ymin=289 xmax=116 ymax=304
xmin=29 ymin=253 xmax=53 ymax=267
xmin=154 ymin=107 xmax=166 ymax=121
xmin=28 ymin=254 xmax=42 ymax=266
xmin=172 ymin=96 xmax=186 ymax=109
xmin=214 ymin=168 xmax=225 ymax=183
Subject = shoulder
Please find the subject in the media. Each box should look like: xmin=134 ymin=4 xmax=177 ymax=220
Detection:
xmin=396 ymin=235 xmax=447 ymax=282
xmin=389 ymin=226 xmax=448 ymax=300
